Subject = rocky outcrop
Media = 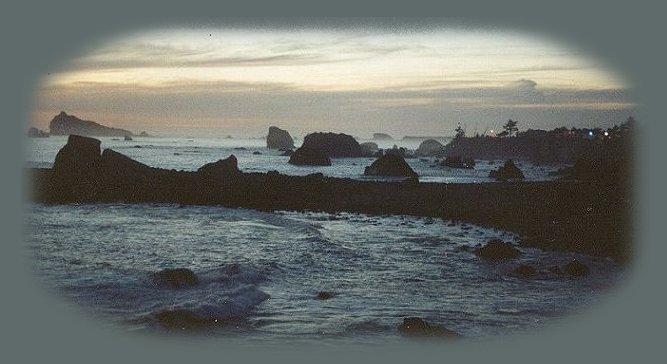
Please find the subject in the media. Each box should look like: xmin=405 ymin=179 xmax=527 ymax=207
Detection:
xmin=49 ymin=111 xmax=133 ymax=137
xmin=415 ymin=139 xmax=444 ymax=156
xmin=475 ymin=239 xmax=522 ymax=260
xmin=52 ymin=135 xmax=103 ymax=201
xmin=441 ymin=156 xmax=475 ymax=169
xmin=489 ymin=160 xmax=525 ymax=181
xmin=198 ymin=155 xmax=241 ymax=176
xmin=266 ymin=126 xmax=295 ymax=149
xmin=301 ymin=132 xmax=362 ymax=157
xmin=288 ymin=147 xmax=332 ymax=166
xmin=151 ymin=268 xmax=199 ymax=288
xmin=398 ymin=317 xmax=461 ymax=339
xmin=364 ymin=154 xmax=418 ymax=178
xmin=359 ymin=142 xmax=379 ymax=157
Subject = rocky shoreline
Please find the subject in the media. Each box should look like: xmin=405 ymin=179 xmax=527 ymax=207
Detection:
xmin=28 ymin=135 xmax=632 ymax=263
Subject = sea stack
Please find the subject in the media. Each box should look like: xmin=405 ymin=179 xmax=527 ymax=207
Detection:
xmin=364 ymin=154 xmax=418 ymax=178
xmin=300 ymin=132 xmax=363 ymax=158
xmin=266 ymin=126 xmax=295 ymax=150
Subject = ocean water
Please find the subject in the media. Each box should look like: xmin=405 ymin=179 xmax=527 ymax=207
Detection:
xmin=24 ymin=136 xmax=619 ymax=344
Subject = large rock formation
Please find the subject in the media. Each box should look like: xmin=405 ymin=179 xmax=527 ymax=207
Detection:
xmin=52 ymin=135 xmax=104 ymax=201
xmin=301 ymin=132 xmax=362 ymax=157
xmin=489 ymin=160 xmax=525 ymax=181
xmin=49 ymin=111 xmax=134 ymax=137
xmin=364 ymin=154 xmax=418 ymax=178
xmin=288 ymin=147 xmax=332 ymax=166
xmin=415 ymin=139 xmax=444 ymax=156
xmin=266 ymin=126 xmax=295 ymax=149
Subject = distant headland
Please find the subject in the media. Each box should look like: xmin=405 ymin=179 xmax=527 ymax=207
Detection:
xmin=48 ymin=111 xmax=145 ymax=137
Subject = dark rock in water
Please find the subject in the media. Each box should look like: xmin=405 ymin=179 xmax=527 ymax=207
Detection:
xmin=133 ymin=145 xmax=142 ymax=148
xmin=49 ymin=111 xmax=133 ymax=137
xmin=151 ymin=268 xmax=199 ymax=288
xmin=489 ymin=160 xmax=525 ymax=181
xmin=373 ymin=133 xmax=393 ymax=140
xmin=124 ymin=135 xmax=133 ymax=141
xmin=52 ymin=135 xmax=103 ymax=201
xmin=301 ymin=132 xmax=363 ymax=157
xmin=253 ymin=151 xmax=262 ymax=155
xmin=415 ymin=139 xmax=444 ymax=156
xmin=441 ymin=156 xmax=475 ymax=169
xmin=233 ymin=147 xmax=247 ymax=150
xmin=398 ymin=317 xmax=461 ymax=339
xmin=475 ymin=239 xmax=522 ymax=260
xmin=266 ymin=126 xmax=295 ymax=149
xmin=316 ymin=291 xmax=335 ymax=300
xmin=364 ymin=154 xmax=418 ymax=178
xmin=511 ymin=264 xmax=537 ymax=278
xmin=28 ymin=127 xmax=49 ymax=138
xmin=198 ymin=155 xmax=241 ymax=176
xmin=288 ymin=147 xmax=332 ymax=166
xmin=562 ymin=259 xmax=590 ymax=277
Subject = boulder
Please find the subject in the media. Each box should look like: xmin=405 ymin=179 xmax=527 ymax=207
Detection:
xmin=266 ymin=126 xmax=295 ymax=149
xmin=52 ymin=135 xmax=103 ymax=201
xmin=151 ymin=268 xmax=199 ymax=288
xmin=415 ymin=139 xmax=444 ymax=156
xmin=441 ymin=156 xmax=475 ymax=169
xmin=489 ymin=160 xmax=525 ymax=181
xmin=364 ymin=154 xmax=418 ymax=178
xmin=562 ymin=259 xmax=590 ymax=277
xmin=301 ymin=132 xmax=362 ymax=157
xmin=398 ymin=317 xmax=461 ymax=339
xmin=288 ymin=147 xmax=332 ymax=166
xmin=198 ymin=155 xmax=241 ymax=176
xmin=475 ymin=239 xmax=522 ymax=260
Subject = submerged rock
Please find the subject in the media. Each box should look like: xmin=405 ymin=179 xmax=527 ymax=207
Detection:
xmin=301 ymin=132 xmax=362 ymax=157
xmin=266 ymin=126 xmax=295 ymax=150
xmin=288 ymin=147 xmax=332 ymax=166
xmin=562 ymin=259 xmax=590 ymax=277
xmin=316 ymin=291 xmax=335 ymax=300
xmin=475 ymin=239 xmax=522 ymax=260
xmin=415 ymin=139 xmax=444 ymax=156
xmin=151 ymin=268 xmax=199 ymax=288
xmin=198 ymin=155 xmax=241 ymax=176
xmin=364 ymin=154 xmax=418 ymax=178
xmin=398 ymin=317 xmax=461 ymax=339
xmin=489 ymin=160 xmax=525 ymax=181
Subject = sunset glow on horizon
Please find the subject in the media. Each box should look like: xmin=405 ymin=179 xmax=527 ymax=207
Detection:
xmin=32 ymin=27 xmax=637 ymax=138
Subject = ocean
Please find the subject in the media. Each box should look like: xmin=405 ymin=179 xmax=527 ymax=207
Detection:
xmin=24 ymin=135 xmax=621 ymax=344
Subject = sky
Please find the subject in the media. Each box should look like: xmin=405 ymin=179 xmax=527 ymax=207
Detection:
xmin=32 ymin=27 xmax=637 ymax=138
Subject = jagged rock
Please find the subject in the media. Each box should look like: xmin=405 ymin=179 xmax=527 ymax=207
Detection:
xmin=288 ymin=147 xmax=331 ymax=166
xmin=52 ymin=135 xmax=103 ymax=201
xmin=301 ymin=132 xmax=362 ymax=157
xmin=415 ymin=139 xmax=444 ymax=156
xmin=364 ymin=154 xmax=418 ymax=178
xmin=475 ymin=239 xmax=522 ymax=260
xmin=266 ymin=126 xmax=295 ymax=149
xmin=562 ymin=259 xmax=590 ymax=277
xmin=49 ymin=111 xmax=133 ymax=137
xmin=398 ymin=317 xmax=461 ymax=339
xmin=441 ymin=156 xmax=475 ymax=169
xmin=151 ymin=268 xmax=199 ymax=288
xmin=198 ymin=155 xmax=241 ymax=176
xmin=511 ymin=264 xmax=537 ymax=278
xmin=489 ymin=160 xmax=525 ymax=181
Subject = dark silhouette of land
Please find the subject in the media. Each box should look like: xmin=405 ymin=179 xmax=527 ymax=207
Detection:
xmin=49 ymin=111 xmax=135 ymax=137
xmin=29 ymin=133 xmax=632 ymax=263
